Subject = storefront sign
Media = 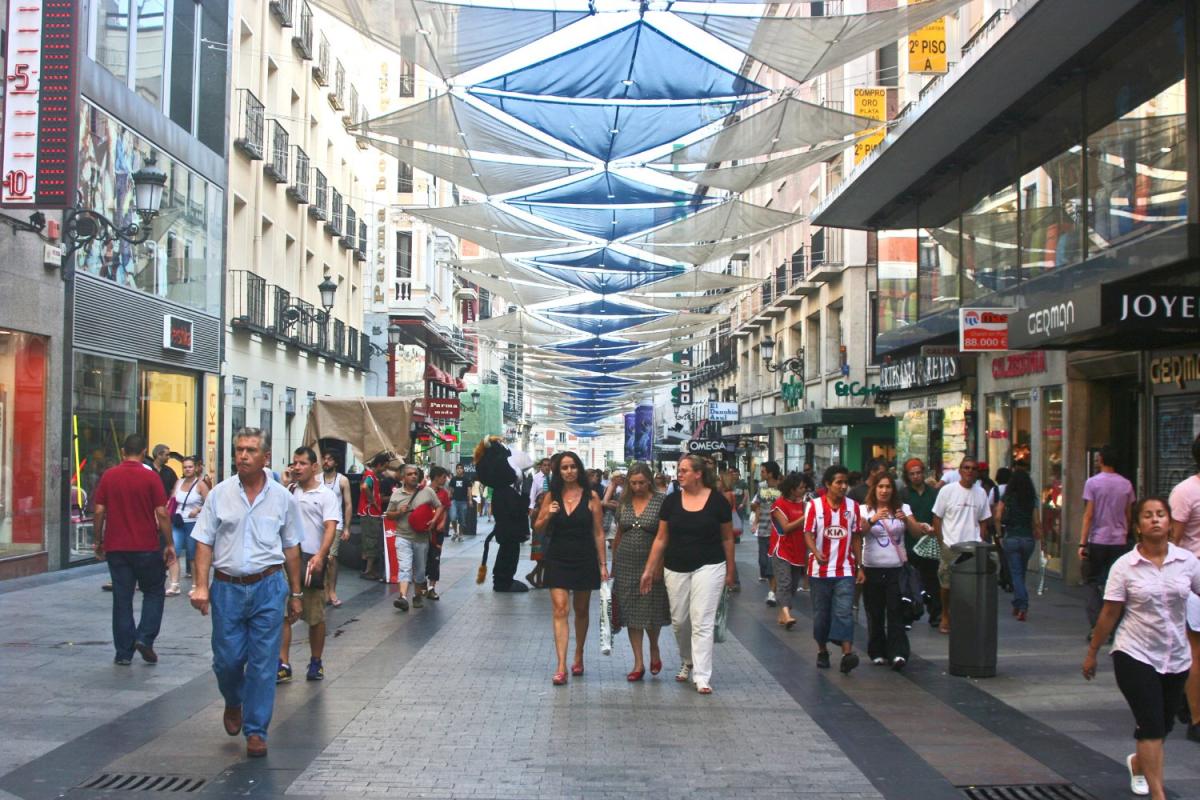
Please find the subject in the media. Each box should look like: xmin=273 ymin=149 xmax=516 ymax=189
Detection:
xmin=781 ymin=376 xmax=804 ymax=408
xmin=783 ymin=427 xmax=806 ymax=443
xmin=708 ymin=401 xmax=738 ymax=422
xmin=834 ymin=381 xmax=880 ymax=398
xmin=426 ymin=397 xmax=461 ymax=420
xmin=853 ymin=87 xmax=887 ymax=165
xmin=991 ymin=351 xmax=1047 ymax=380
xmin=959 ymin=308 xmax=1010 ymax=352
xmin=204 ymin=374 xmax=219 ymax=479
xmin=816 ymin=425 xmax=845 ymax=440
xmin=685 ymin=439 xmax=734 ymax=455
xmin=908 ymin=17 xmax=948 ymax=74
xmin=878 ymin=354 xmax=961 ymax=392
xmin=1 ymin=0 xmax=80 ymax=209
xmin=163 ymin=315 xmax=194 ymax=352
xmin=1112 ymin=288 xmax=1200 ymax=324
xmin=889 ymin=390 xmax=969 ymax=415
xmin=921 ymin=344 xmax=959 ymax=358
xmin=1149 ymin=350 xmax=1200 ymax=394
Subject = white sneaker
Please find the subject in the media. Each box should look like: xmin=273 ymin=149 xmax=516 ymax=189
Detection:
xmin=872 ymin=657 xmax=886 ymax=666
xmin=1127 ymin=754 xmax=1149 ymax=796
xmin=765 ymin=591 xmax=777 ymax=607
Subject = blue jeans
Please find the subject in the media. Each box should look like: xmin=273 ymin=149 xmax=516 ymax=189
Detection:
xmin=810 ymin=576 xmax=856 ymax=647
xmin=210 ymin=570 xmax=288 ymax=740
xmin=172 ymin=520 xmax=197 ymax=571
xmin=450 ymin=500 xmax=469 ymax=524
xmin=1003 ymin=537 xmax=1036 ymax=611
xmin=107 ymin=550 xmax=166 ymax=661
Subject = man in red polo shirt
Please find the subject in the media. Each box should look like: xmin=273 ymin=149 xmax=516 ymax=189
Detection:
xmin=93 ymin=434 xmax=176 ymax=665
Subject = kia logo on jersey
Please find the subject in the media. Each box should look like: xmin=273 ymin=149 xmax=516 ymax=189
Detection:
xmin=824 ymin=525 xmax=848 ymax=540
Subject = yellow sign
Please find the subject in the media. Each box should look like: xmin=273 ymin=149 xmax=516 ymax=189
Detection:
xmin=205 ymin=373 xmax=219 ymax=480
xmin=908 ymin=18 xmax=948 ymax=74
xmin=853 ymin=88 xmax=888 ymax=165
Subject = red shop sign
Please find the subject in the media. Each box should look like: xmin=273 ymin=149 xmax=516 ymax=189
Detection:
xmin=426 ymin=397 xmax=461 ymax=420
xmin=992 ymin=351 xmax=1047 ymax=380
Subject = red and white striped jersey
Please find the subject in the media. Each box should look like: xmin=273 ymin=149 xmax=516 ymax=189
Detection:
xmin=804 ymin=496 xmax=862 ymax=579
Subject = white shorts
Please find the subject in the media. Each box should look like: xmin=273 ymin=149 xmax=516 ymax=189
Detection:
xmin=1188 ymin=592 xmax=1200 ymax=632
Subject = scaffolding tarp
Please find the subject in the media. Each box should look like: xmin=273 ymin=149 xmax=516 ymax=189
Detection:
xmin=676 ymin=0 xmax=972 ymax=86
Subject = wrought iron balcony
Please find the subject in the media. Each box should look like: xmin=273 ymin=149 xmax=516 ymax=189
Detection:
xmin=233 ymin=89 xmax=265 ymax=160
xmin=264 ymin=120 xmax=288 ymax=183
xmin=312 ymin=34 xmax=330 ymax=85
xmin=269 ymin=0 xmax=293 ymax=26
xmin=287 ymin=146 xmax=309 ymax=203
xmin=326 ymin=188 xmax=343 ymax=236
xmin=309 ymin=169 xmax=327 ymax=220
xmin=340 ymin=206 xmax=357 ymax=249
xmin=229 ymin=270 xmax=268 ymax=331
xmin=329 ymin=60 xmax=345 ymax=110
xmin=292 ymin=1 xmax=313 ymax=59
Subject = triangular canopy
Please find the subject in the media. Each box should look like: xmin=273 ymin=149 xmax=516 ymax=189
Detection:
xmin=541 ymin=299 xmax=665 ymax=336
xmin=527 ymin=247 xmax=684 ymax=294
xmin=676 ymin=0 xmax=972 ymax=86
xmin=658 ymin=96 xmax=873 ymax=166
xmin=508 ymin=172 xmax=715 ymax=240
xmin=654 ymin=137 xmax=870 ymax=193
xmin=622 ymin=199 xmax=802 ymax=264
xmin=312 ymin=0 xmax=588 ymax=80
xmin=632 ymin=268 xmax=760 ymax=294
xmin=454 ymin=256 xmax=563 ymax=289
xmin=475 ymin=20 xmax=766 ymax=102
xmin=448 ymin=265 xmax=574 ymax=307
xmin=547 ymin=337 xmax=644 ymax=358
xmin=361 ymin=138 xmax=589 ymax=197
xmin=407 ymin=203 xmax=583 ymax=253
xmin=356 ymin=94 xmax=572 ymax=160
xmin=472 ymin=93 xmax=758 ymax=161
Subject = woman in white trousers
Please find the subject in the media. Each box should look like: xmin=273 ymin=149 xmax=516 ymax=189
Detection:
xmin=641 ymin=455 xmax=735 ymax=694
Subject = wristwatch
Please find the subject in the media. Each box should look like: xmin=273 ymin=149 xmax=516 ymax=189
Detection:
xmin=290 ymin=592 xmax=304 ymax=598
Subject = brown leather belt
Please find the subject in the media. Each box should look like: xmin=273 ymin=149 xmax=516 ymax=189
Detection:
xmin=213 ymin=564 xmax=283 ymax=585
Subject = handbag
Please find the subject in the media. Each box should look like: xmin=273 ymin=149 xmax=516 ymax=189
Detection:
xmin=170 ymin=481 xmax=196 ymax=528
xmin=598 ymin=580 xmax=613 ymax=655
xmin=913 ymin=534 xmax=941 ymax=560
xmin=714 ymin=586 xmax=731 ymax=643
xmin=409 ymin=501 xmax=437 ymax=533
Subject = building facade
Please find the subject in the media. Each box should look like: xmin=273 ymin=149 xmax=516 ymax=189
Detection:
xmin=815 ymin=0 xmax=1198 ymax=578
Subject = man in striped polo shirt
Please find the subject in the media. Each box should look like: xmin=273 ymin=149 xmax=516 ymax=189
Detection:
xmin=804 ymin=464 xmax=865 ymax=674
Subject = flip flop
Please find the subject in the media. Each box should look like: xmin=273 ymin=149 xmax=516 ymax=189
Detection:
xmin=330 ymin=598 xmax=342 ymax=608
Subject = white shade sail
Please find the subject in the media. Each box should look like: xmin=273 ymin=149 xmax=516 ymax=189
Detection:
xmin=361 ymin=137 xmax=589 ymax=197
xmin=632 ymin=269 xmax=759 ymax=294
xmin=312 ymin=0 xmax=588 ymax=80
xmin=626 ymin=292 xmax=735 ymax=311
xmin=449 ymin=266 xmax=575 ymax=307
xmin=622 ymin=199 xmax=802 ymax=264
xmin=407 ymin=203 xmax=583 ymax=253
xmin=452 ymin=256 xmax=559 ymax=288
xmin=470 ymin=310 xmax=575 ymax=337
xmin=356 ymin=94 xmax=573 ymax=160
xmin=657 ymin=97 xmax=873 ymax=166
xmin=676 ymin=0 xmax=972 ymax=86
xmin=653 ymin=137 xmax=867 ymax=193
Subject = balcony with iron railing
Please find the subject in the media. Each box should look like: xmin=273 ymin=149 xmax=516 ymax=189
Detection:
xmin=340 ymin=207 xmax=357 ymax=249
xmin=313 ymin=34 xmax=330 ymax=85
xmin=287 ymin=146 xmax=309 ymax=203
xmin=326 ymin=189 xmax=343 ymax=236
xmin=309 ymin=169 xmax=327 ymax=220
xmin=233 ymin=89 xmax=265 ymax=160
xmin=355 ymin=220 xmax=367 ymax=261
xmin=264 ymin=120 xmax=288 ymax=183
xmin=269 ymin=0 xmax=293 ymax=25
xmin=329 ymin=60 xmax=345 ymax=110
xmin=344 ymin=85 xmax=359 ymax=129
xmin=229 ymin=270 xmax=268 ymax=331
xmin=292 ymin=1 xmax=312 ymax=59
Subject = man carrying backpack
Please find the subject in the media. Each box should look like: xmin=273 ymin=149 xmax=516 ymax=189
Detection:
xmin=385 ymin=464 xmax=441 ymax=611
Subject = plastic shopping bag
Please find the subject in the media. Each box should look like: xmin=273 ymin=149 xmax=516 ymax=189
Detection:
xmin=599 ymin=580 xmax=613 ymax=655
xmin=1036 ymin=545 xmax=1049 ymax=596
xmin=714 ymin=587 xmax=731 ymax=643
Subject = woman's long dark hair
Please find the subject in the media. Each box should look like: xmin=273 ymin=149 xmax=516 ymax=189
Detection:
xmin=1004 ymin=469 xmax=1036 ymax=510
xmin=549 ymin=451 xmax=591 ymax=503
xmin=865 ymin=474 xmax=901 ymax=513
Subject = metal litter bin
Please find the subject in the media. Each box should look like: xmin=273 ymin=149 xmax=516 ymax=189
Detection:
xmin=948 ymin=541 xmax=998 ymax=678
xmin=463 ymin=504 xmax=478 ymax=536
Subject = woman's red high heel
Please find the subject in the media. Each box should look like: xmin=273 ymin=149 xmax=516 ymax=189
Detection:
xmin=571 ymin=664 xmax=584 ymax=676
xmin=649 ymin=659 xmax=663 ymax=675
xmin=627 ymin=669 xmax=645 ymax=682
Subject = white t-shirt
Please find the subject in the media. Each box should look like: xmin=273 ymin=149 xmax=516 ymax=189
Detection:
xmin=932 ymin=481 xmax=991 ymax=547
xmin=291 ymin=483 xmax=342 ymax=555
xmin=862 ymin=504 xmax=912 ymax=568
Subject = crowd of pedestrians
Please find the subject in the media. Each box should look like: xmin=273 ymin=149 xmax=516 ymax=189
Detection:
xmin=89 ymin=426 xmax=1200 ymax=798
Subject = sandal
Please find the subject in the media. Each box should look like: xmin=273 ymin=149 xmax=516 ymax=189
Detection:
xmin=552 ymin=672 xmax=567 ymax=686
xmin=571 ymin=664 xmax=584 ymax=677
xmin=696 ymin=684 xmax=713 ymax=695
xmin=675 ymin=663 xmax=692 ymax=682
xmin=165 ymin=583 xmax=181 ymax=597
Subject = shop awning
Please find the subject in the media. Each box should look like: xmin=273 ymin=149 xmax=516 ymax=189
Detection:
xmin=424 ymin=364 xmax=465 ymax=392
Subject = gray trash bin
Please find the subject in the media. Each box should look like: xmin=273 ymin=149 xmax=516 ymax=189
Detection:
xmin=948 ymin=541 xmax=998 ymax=678
xmin=463 ymin=505 xmax=478 ymax=536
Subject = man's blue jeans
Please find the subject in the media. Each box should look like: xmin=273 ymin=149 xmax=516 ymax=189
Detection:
xmin=107 ymin=550 xmax=166 ymax=661
xmin=810 ymin=576 xmax=856 ymax=647
xmin=1003 ymin=537 xmax=1036 ymax=612
xmin=210 ymin=571 xmax=288 ymax=740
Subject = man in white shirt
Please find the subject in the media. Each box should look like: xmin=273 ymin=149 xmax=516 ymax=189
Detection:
xmin=319 ymin=451 xmax=351 ymax=607
xmin=279 ymin=447 xmax=340 ymax=684
xmin=190 ymin=428 xmax=304 ymax=759
xmin=931 ymin=456 xmax=992 ymax=635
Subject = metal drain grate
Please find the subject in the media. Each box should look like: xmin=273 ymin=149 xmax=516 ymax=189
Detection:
xmin=962 ymin=785 xmax=1095 ymax=800
xmin=78 ymin=774 xmax=206 ymax=793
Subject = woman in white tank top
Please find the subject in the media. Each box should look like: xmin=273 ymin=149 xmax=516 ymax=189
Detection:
xmin=167 ymin=457 xmax=209 ymax=595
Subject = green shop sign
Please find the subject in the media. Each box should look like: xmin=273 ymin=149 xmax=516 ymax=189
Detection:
xmin=834 ymin=380 xmax=881 ymax=398
xmin=781 ymin=378 xmax=804 ymax=408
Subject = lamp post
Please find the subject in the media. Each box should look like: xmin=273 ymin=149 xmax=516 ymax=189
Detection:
xmin=761 ymin=335 xmax=804 ymax=378
xmin=708 ymin=386 xmax=719 ymax=403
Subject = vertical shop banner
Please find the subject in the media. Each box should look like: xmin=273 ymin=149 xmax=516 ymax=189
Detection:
xmin=853 ymin=88 xmax=888 ymax=165
xmin=634 ymin=405 xmax=655 ymax=462
xmin=908 ymin=17 xmax=948 ymax=74
xmin=205 ymin=374 xmax=219 ymax=481
xmin=624 ymin=413 xmax=636 ymax=463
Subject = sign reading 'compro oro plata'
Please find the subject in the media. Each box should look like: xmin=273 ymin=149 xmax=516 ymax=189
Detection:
xmin=878 ymin=355 xmax=962 ymax=392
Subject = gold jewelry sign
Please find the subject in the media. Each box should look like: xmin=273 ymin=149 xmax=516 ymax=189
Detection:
xmin=853 ymin=88 xmax=888 ymax=165
xmin=908 ymin=17 xmax=948 ymax=74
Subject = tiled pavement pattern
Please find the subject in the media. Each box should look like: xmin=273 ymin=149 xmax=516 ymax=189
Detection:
xmin=288 ymin=588 xmax=881 ymax=799
xmin=2 ymin=531 xmax=1200 ymax=799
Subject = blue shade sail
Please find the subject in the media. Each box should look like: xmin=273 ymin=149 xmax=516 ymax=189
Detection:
xmin=475 ymin=21 xmax=766 ymax=102
xmin=549 ymin=338 xmax=643 ymax=358
xmin=565 ymin=358 xmax=649 ymax=374
xmin=542 ymin=299 xmax=664 ymax=335
xmin=531 ymin=247 xmax=682 ymax=273
xmin=531 ymin=265 xmax=680 ymax=294
xmin=470 ymin=93 xmax=755 ymax=161
xmin=508 ymin=171 xmax=716 ymax=240
xmin=566 ymin=388 xmax=631 ymax=400
xmin=564 ymin=374 xmax=638 ymax=388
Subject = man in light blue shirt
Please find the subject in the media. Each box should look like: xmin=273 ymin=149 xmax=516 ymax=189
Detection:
xmin=190 ymin=428 xmax=303 ymax=759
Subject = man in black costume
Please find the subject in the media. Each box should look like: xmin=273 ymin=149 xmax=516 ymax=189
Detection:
xmin=473 ymin=436 xmax=532 ymax=593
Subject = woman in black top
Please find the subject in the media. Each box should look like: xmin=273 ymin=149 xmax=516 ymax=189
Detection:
xmin=640 ymin=454 xmax=734 ymax=694
xmin=533 ymin=452 xmax=608 ymax=686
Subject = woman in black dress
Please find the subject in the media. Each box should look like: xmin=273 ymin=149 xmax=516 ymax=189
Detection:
xmin=533 ymin=451 xmax=608 ymax=686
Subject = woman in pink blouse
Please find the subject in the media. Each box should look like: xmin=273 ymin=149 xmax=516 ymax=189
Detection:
xmin=1083 ymin=497 xmax=1200 ymax=800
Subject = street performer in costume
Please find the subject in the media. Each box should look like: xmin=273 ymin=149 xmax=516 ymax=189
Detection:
xmin=474 ymin=436 xmax=533 ymax=593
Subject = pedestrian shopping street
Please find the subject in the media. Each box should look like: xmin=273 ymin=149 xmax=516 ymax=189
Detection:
xmin=0 ymin=526 xmax=1195 ymax=800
